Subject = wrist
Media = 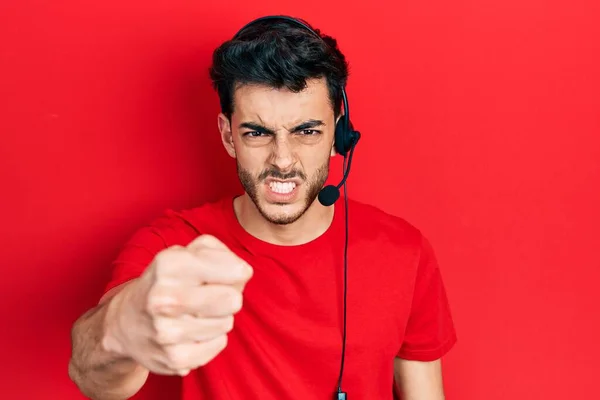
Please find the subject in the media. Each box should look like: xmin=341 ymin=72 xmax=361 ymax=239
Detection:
xmin=101 ymin=286 xmax=133 ymax=360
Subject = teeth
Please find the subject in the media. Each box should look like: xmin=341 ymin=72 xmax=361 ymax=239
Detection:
xmin=269 ymin=181 xmax=296 ymax=194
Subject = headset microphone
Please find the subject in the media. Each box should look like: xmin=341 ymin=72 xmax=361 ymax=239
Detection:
xmin=318 ymin=133 xmax=360 ymax=207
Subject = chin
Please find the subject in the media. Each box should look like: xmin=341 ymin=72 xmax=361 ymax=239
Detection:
xmin=237 ymin=160 xmax=330 ymax=226
xmin=257 ymin=195 xmax=308 ymax=225
xmin=239 ymin=165 xmax=326 ymax=225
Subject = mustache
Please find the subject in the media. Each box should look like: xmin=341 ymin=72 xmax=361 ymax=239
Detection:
xmin=258 ymin=168 xmax=306 ymax=181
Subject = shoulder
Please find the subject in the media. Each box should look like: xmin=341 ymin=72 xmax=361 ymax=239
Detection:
xmin=345 ymin=197 xmax=424 ymax=249
xmin=104 ymin=197 xmax=234 ymax=295
xmin=133 ymin=196 xmax=231 ymax=247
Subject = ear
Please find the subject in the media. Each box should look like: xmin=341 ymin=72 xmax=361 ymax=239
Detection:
xmin=218 ymin=113 xmax=236 ymax=158
xmin=331 ymin=114 xmax=343 ymax=157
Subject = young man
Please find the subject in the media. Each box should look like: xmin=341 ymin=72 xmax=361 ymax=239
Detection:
xmin=69 ymin=15 xmax=457 ymax=400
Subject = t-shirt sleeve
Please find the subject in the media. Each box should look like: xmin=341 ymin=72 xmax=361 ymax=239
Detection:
xmin=102 ymin=211 xmax=198 ymax=296
xmin=397 ymin=234 xmax=457 ymax=361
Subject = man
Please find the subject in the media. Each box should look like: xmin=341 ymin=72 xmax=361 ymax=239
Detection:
xmin=68 ymin=15 xmax=457 ymax=400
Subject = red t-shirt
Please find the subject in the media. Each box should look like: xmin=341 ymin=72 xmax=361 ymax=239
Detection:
xmin=104 ymin=195 xmax=457 ymax=399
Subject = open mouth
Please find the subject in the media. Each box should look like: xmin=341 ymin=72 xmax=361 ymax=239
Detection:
xmin=264 ymin=179 xmax=301 ymax=202
xmin=268 ymin=181 xmax=296 ymax=194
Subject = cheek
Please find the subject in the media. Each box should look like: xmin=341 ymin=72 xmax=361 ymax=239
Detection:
xmin=301 ymin=148 xmax=330 ymax=168
xmin=237 ymin=148 xmax=267 ymax=166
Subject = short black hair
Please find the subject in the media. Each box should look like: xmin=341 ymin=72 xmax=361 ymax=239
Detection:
xmin=208 ymin=16 xmax=349 ymax=120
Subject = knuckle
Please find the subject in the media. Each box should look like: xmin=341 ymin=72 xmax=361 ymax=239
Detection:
xmin=152 ymin=318 xmax=178 ymax=344
xmin=144 ymin=289 xmax=162 ymax=314
xmin=193 ymin=234 xmax=220 ymax=246
xmin=229 ymin=259 xmax=253 ymax=282
xmin=229 ymin=291 xmax=243 ymax=313
xmin=154 ymin=248 xmax=173 ymax=266
xmin=151 ymin=316 xmax=165 ymax=337
xmin=152 ymin=253 xmax=172 ymax=278
xmin=197 ymin=336 xmax=227 ymax=367
xmin=144 ymin=297 xmax=155 ymax=315
xmin=145 ymin=285 xmax=175 ymax=315
xmin=154 ymin=246 xmax=186 ymax=273
xmin=166 ymin=346 xmax=188 ymax=369
xmin=188 ymin=235 xmax=213 ymax=252
xmin=189 ymin=235 xmax=230 ymax=254
xmin=222 ymin=316 xmax=235 ymax=333
xmin=216 ymin=334 xmax=228 ymax=351
xmin=242 ymin=263 xmax=254 ymax=280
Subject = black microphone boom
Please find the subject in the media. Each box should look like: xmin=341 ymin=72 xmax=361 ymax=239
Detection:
xmin=318 ymin=136 xmax=359 ymax=207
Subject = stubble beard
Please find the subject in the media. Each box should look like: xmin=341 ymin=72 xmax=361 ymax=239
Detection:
xmin=237 ymin=160 xmax=330 ymax=225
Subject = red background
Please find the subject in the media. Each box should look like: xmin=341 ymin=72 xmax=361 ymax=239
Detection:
xmin=1 ymin=0 xmax=599 ymax=399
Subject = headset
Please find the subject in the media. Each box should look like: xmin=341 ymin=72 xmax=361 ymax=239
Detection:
xmin=232 ymin=15 xmax=361 ymax=400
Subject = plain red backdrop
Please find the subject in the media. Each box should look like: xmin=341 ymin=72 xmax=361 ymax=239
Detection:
xmin=1 ymin=0 xmax=599 ymax=399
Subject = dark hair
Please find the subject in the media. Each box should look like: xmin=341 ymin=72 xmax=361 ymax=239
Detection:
xmin=208 ymin=17 xmax=349 ymax=120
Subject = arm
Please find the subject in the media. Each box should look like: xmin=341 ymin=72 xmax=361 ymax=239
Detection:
xmin=393 ymin=234 xmax=456 ymax=399
xmin=68 ymin=214 xmax=182 ymax=399
xmin=68 ymin=235 xmax=253 ymax=400
xmin=394 ymin=358 xmax=445 ymax=400
xmin=68 ymin=281 xmax=150 ymax=400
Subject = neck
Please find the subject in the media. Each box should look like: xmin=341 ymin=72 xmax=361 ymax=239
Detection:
xmin=233 ymin=193 xmax=335 ymax=246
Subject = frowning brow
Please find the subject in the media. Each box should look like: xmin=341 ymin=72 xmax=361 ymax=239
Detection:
xmin=238 ymin=119 xmax=325 ymax=134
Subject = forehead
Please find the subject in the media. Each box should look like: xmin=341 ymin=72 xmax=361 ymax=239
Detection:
xmin=232 ymin=78 xmax=333 ymax=125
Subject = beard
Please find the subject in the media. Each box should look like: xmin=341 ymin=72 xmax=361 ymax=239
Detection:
xmin=237 ymin=160 xmax=330 ymax=225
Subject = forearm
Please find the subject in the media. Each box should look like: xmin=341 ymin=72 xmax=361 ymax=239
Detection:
xmin=394 ymin=358 xmax=445 ymax=400
xmin=69 ymin=289 xmax=149 ymax=400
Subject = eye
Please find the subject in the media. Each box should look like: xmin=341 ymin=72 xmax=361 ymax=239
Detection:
xmin=299 ymin=129 xmax=320 ymax=135
xmin=244 ymin=131 xmax=267 ymax=137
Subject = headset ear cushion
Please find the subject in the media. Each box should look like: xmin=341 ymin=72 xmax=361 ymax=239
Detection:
xmin=335 ymin=118 xmax=350 ymax=157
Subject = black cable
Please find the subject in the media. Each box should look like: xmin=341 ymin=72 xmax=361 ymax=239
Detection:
xmin=232 ymin=15 xmax=356 ymax=399
xmin=336 ymin=155 xmax=349 ymax=399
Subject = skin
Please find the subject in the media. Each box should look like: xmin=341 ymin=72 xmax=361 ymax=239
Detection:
xmin=68 ymin=76 xmax=446 ymax=400
xmin=68 ymin=236 xmax=253 ymax=400
xmin=217 ymin=78 xmax=339 ymax=246
xmin=395 ymin=358 xmax=446 ymax=399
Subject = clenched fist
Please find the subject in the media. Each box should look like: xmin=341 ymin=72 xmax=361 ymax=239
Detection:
xmin=103 ymin=234 xmax=253 ymax=376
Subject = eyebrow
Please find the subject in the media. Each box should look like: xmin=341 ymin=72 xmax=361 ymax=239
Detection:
xmin=238 ymin=119 xmax=325 ymax=135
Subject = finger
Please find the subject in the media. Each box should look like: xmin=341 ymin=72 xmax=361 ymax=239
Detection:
xmin=162 ymin=334 xmax=228 ymax=374
xmin=198 ymin=253 xmax=253 ymax=286
xmin=153 ymin=315 xmax=234 ymax=345
xmin=154 ymin=247 xmax=252 ymax=285
xmin=187 ymin=235 xmax=254 ymax=285
xmin=187 ymin=234 xmax=230 ymax=251
xmin=148 ymin=284 xmax=243 ymax=318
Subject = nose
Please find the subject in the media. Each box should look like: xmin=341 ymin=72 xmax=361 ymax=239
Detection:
xmin=269 ymin=134 xmax=295 ymax=171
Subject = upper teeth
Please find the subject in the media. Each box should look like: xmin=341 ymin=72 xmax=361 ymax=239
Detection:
xmin=269 ymin=181 xmax=296 ymax=194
